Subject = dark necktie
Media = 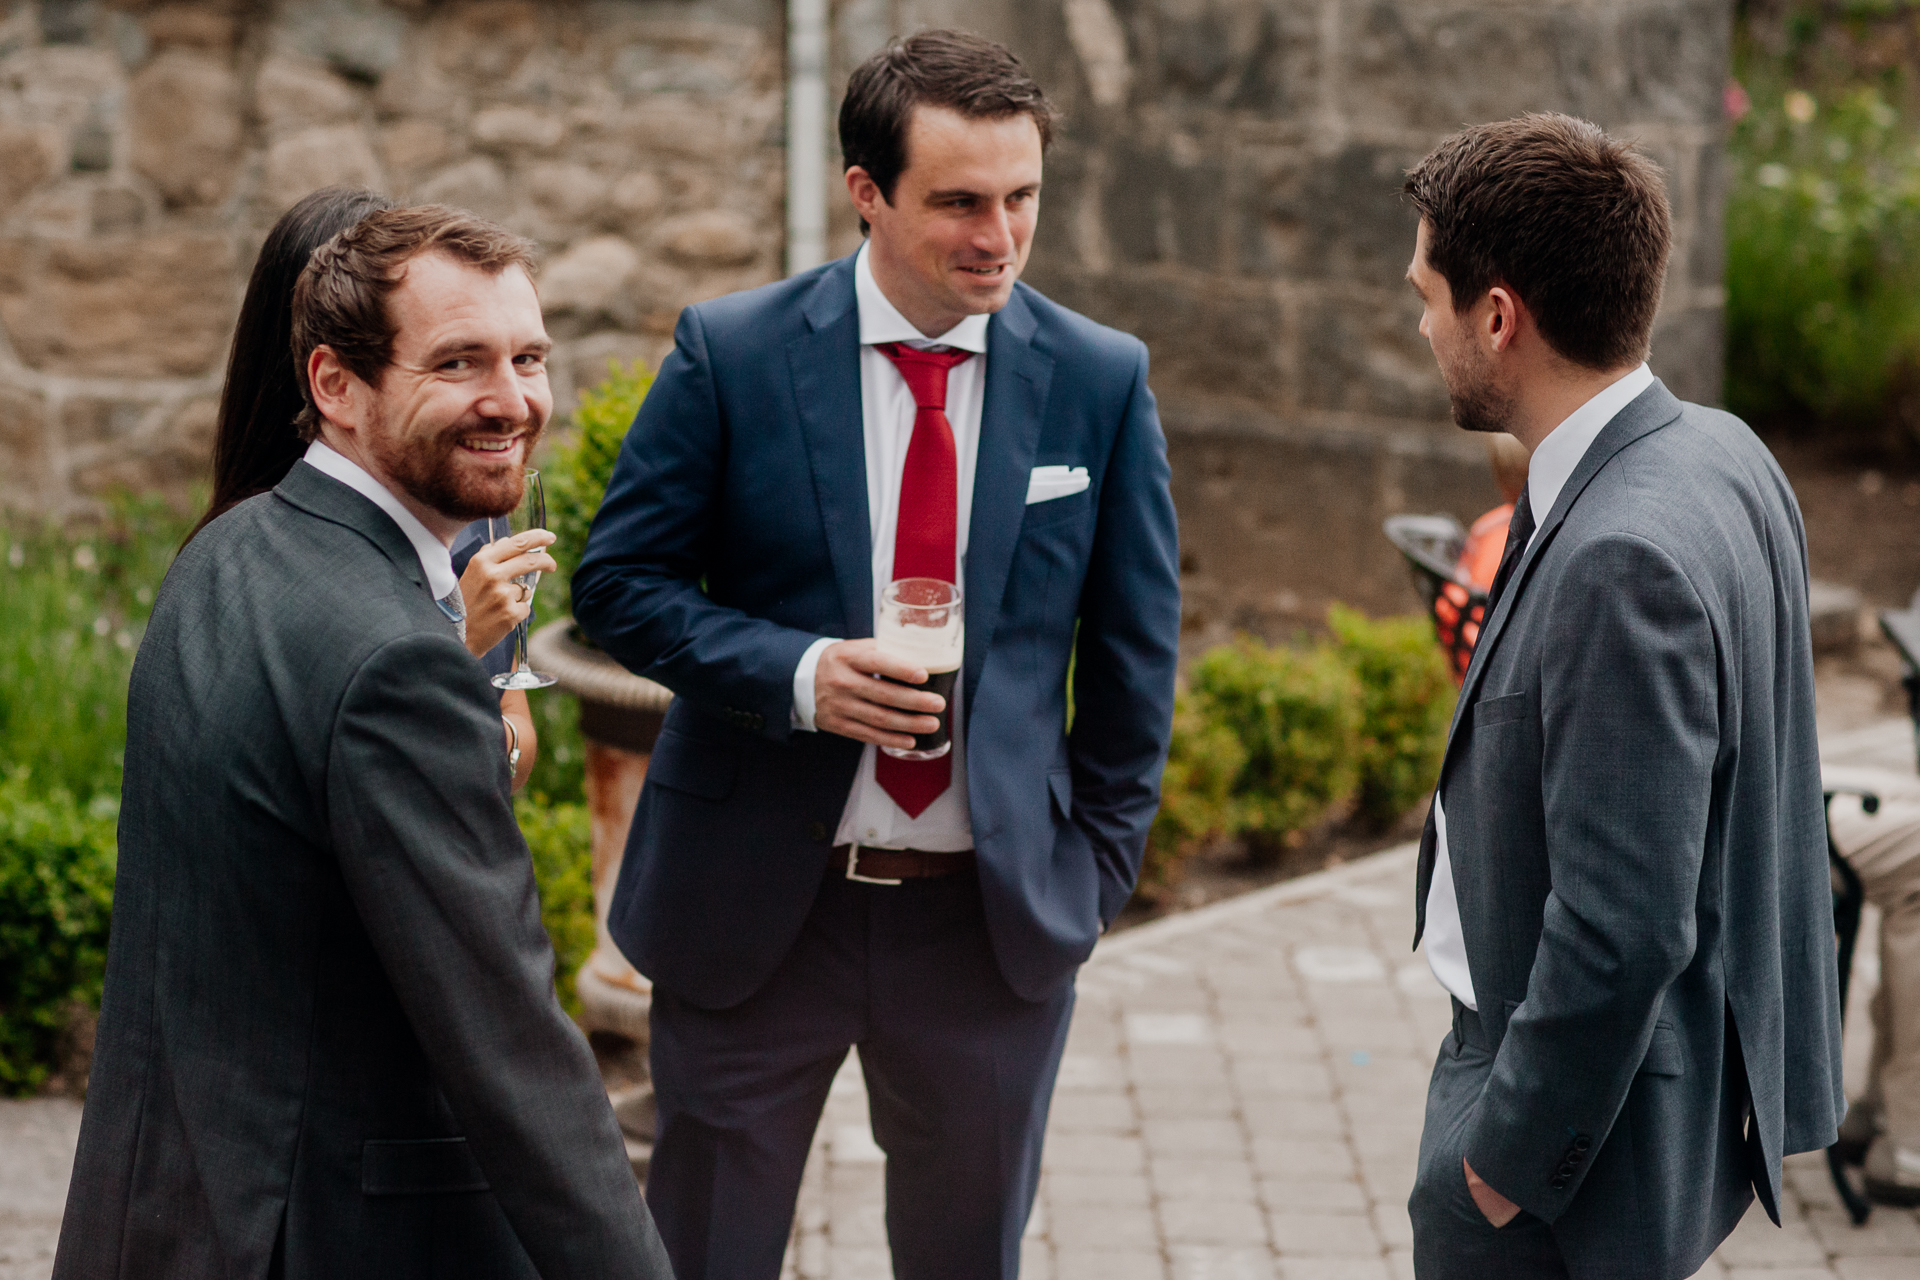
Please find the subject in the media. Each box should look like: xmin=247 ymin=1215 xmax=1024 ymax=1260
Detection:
xmin=873 ymin=341 xmax=973 ymax=818
xmin=1483 ymin=485 xmax=1536 ymax=617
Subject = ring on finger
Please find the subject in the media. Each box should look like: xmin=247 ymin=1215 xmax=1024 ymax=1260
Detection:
xmin=516 ymin=582 xmax=531 ymax=603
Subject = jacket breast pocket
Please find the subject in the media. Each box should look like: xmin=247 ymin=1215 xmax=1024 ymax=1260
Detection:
xmin=1023 ymin=486 xmax=1093 ymax=531
xmin=361 ymin=1137 xmax=489 ymax=1196
xmin=1471 ymin=691 xmax=1531 ymax=728
xmin=646 ymin=729 xmax=738 ymax=801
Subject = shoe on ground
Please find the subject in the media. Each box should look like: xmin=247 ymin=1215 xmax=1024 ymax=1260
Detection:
xmin=1837 ymin=1100 xmax=1882 ymax=1167
xmin=1863 ymin=1135 xmax=1920 ymax=1207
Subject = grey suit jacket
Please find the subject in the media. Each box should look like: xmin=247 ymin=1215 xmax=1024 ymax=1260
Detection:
xmin=54 ymin=463 xmax=671 ymax=1280
xmin=1413 ymin=382 xmax=1844 ymax=1277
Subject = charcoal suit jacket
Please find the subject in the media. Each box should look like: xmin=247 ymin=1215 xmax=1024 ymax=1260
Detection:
xmin=571 ymin=254 xmax=1182 ymax=1008
xmin=1413 ymin=381 xmax=1845 ymax=1276
xmin=53 ymin=463 xmax=671 ymax=1280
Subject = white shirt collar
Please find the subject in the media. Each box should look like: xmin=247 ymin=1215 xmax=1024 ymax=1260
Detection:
xmin=1523 ymin=363 xmax=1656 ymax=540
xmin=854 ymin=240 xmax=990 ymax=353
xmin=302 ymin=439 xmax=461 ymax=601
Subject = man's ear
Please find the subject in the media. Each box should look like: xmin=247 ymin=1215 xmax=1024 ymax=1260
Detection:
xmin=846 ymin=165 xmax=887 ymax=224
xmin=1484 ymin=286 xmax=1522 ymax=355
xmin=307 ymin=346 xmax=360 ymax=431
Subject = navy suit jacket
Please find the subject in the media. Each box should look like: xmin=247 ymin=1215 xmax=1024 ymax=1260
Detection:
xmin=572 ymin=254 xmax=1180 ymax=1007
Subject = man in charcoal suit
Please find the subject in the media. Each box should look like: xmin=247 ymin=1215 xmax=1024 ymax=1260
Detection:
xmin=55 ymin=206 xmax=670 ymax=1280
xmin=571 ymin=30 xmax=1181 ymax=1280
xmin=1401 ymin=115 xmax=1844 ymax=1277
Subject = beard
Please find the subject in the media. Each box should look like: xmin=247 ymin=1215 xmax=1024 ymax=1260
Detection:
xmin=1439 ymin=339 xmax=1517 ymax=436
xmin=368 ymin=405 xmax=543 ymax=523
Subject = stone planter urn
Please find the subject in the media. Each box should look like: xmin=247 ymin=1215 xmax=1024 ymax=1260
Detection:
xmin=526 ymin=618 xmax=671 ymax=1044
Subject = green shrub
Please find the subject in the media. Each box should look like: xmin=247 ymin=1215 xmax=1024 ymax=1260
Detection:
xmin=1327 ymin=606 xmax=1456 ymax=830
xmin=0 ymin=773 xmax=116 ymax=1095
xmin=524 ymin=360 xmax=656 ymax=806
xmin=1143 ymin=692 xmax=1248 ymax=891
xmin=1188 ymin=638 xmax=1362 ymax=860
xmin=514 ymin=797 xmax=595 ymax=1018
xmin=544 ymin=359 xmax=655 ymax=614
xmin=0 ymin=496 xmax=185 ymax=804
xmin=1726 ymin=76 xmax=1920 ymax=439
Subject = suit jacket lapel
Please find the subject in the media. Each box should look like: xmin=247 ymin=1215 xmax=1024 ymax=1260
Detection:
xmin=788 ymin=259 xmax=874 ymax=638
xmin=274 ymin=461 xmax=429 ymax=593
xmin=1443 ymin=380 xmax=1687 ymax=746
xmin=963 ymin=288 xmax=1054 ymax=705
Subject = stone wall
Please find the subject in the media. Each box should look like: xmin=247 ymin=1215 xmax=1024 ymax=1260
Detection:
xmin=0 ymin=0 xmax=786 ymax=517
xmin=826 ymin=0 xmax=1732 ymax=641
xmin=0 ymin=0 xmax=1733 ymax=644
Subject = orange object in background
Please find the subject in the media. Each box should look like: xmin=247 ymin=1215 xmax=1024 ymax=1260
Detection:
xmin=1431 ymin=502 xmax=1513 ymax=684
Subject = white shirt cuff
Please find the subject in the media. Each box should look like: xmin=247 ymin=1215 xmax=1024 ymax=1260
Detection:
xmin=790 ymin=636 xmax=840 ymax=732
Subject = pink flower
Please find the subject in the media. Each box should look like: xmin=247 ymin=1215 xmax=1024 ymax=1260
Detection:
xmin=1725 ymin=81 xmax=1752 ymax=123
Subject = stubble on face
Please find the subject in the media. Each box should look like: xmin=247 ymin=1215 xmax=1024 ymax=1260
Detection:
xmin=1437 ymin=332 xmax=1518 ymax=435
xmin=367 ymin=396 xmax=540 ymax=522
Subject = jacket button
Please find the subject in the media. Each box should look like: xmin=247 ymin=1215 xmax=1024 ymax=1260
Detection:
xmin=1550 ymin=1176 xmax=1569 ymax=1190
xmin=1573 ymin=1135 xmax=1590 ymax=1151
xmin=808 ymin=821 xmax=827 ymax=843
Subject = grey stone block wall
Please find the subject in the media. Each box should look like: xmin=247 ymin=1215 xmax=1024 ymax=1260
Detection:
xmin=0 ymin=0 xmax=1731 ymax=642
xmin=0 ymin=0 xmax=787 ymax=518
xmin=833 ymin=0 xmax=1732 ymax=639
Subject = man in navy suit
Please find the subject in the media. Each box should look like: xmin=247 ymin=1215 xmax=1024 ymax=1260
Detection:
xmin=572 ymin=29 xmax=1180 ymax=1280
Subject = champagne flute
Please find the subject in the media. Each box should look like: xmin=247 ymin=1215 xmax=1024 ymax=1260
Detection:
xmin=491 ymin=469 xmax=558 ymax=691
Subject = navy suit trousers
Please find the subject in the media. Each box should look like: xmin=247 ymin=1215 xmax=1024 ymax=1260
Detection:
xmin=646 ymin=866 xmax=1074 ymax=1280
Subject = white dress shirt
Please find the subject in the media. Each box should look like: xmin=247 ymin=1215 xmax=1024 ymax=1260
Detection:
xmin=302 ymin=439 xmax=460 ymax=601
xmin=1425 ymin=363 xmax=1655 ymax=1009
xmin=789 ymin=241 xmax=989 ymax=852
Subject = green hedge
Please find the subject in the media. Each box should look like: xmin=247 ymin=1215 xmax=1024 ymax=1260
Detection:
xmin=1145 ymin=610 xmax=1456 ymax=891
xmin=1726 ymin=79 xmax=1920 ymax=439
xmin=0 ymin=774 xmax=116 ymax=1094
xmin=514 ymin=798 xmax=595 ymax=1019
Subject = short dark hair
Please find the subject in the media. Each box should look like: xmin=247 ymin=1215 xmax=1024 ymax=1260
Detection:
xmin=290 ymin=204 xmax=537 ymax=439
xmin=1404 ymin=113 xmax=1671 ymax=371
xmin=839 ymin=29 xmax=1055 ymax=223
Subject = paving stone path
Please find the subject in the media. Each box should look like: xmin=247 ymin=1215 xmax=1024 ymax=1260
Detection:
xmin=784 ymin=720 xmax=1920 ymax=1280
xmin=8 ymin=724 xmax=1920 ymax=1279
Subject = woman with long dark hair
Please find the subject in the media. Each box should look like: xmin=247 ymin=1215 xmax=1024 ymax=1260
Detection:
xmin=191 ymin=187 xmax=549 ymax=788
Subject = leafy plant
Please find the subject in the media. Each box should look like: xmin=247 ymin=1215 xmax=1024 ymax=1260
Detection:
xmin=1726 ymin=69 xmax=1920 ymax=441
xmin=1327 ymin=606 xmax=1456 ymax=830
xmin=1187 ymin=637 xmax=1362 ymax=861
xmin=0 ymin=495 xmax=185 ymax=804
xmin=0 ymin=772 xmax=116 ymax=1095
xmin=543 ymin=359 xmax=655 ymax=612
xmin=523 ymin=360 xmax=656 ymax=806
xmin=513 ymin=797 xmax=595 ymax=1019
xmin=1143 ymin=691 xmax=1247 ymax=890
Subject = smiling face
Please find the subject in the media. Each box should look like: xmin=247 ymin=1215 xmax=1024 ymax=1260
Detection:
xmin=1407 ymin=219 xmax=1516 ymax=435
xmin=850 ymin=105 xmax=1043 ymax=336
xmin=313 ymin=251 xmax=552 ymax=531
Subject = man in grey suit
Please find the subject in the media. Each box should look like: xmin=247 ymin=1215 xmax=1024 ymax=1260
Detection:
xmin=1401 ymin=115 xmax=1844 ymax=1277
xmin=54 ymin=206 xmax=671 ymax=1279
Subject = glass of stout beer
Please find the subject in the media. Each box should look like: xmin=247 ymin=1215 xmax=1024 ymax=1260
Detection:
xmin=876 ymin=577 xmax=962 ymax=760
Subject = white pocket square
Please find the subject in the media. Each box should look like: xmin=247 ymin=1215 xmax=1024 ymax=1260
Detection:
xmin=1026 ymin=465 xmax=1089 ymax=505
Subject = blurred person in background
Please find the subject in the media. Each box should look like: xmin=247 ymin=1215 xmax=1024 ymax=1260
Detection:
xmin=1826 ymin=776 xmax=1920 ymax=1204
xmin=1432 ymin=434 xmax=1530 ymax=683
xmin=187 ymin=185 xmax=552 ymax=789
xmin=1403 ymin=115 xmax=1840 ymax=1276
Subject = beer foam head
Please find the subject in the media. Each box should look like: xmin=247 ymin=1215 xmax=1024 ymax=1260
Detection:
xmin=876 ymin=610 xmax=962 ymax=670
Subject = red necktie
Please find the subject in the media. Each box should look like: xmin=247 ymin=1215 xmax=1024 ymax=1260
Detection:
xmin=874 ymin=341 xmax=972 ymax=818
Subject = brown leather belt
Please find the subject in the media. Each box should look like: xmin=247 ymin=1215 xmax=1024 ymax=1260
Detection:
xmin=829 ymin=845 xmax=975 ymax=884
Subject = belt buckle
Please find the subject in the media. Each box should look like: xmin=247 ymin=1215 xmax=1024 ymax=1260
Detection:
xmin=845 ymin=844 xmax=903 ymax=886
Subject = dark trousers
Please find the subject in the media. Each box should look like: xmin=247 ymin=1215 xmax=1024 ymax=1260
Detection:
xmin=1410 ymin=1001 xmax=1570 ymax=1278
xmin=645 ymin=866 xmax=1075 ymax=1280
